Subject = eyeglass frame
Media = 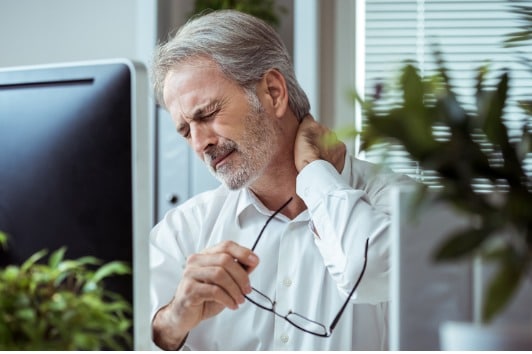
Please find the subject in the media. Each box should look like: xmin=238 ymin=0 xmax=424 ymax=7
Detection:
xmin=243 ymin=196 xmax=370 ymax=337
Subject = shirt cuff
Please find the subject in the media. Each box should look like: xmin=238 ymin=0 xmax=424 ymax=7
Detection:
xmin=296 ymin=159 xmax=351 ymax=209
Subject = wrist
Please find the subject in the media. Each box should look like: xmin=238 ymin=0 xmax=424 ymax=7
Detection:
xmin=152 ymin=303 xmax=190 ymax=350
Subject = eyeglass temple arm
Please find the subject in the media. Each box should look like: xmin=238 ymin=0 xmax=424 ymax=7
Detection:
xmin=329 ymin=238 xmax=370 ymax=332
xmin=250 ymin=196 xmax=293 ymax=251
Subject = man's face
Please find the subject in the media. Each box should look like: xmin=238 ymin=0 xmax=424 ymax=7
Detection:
xmin=163 ymin=58 xmax=279 ymax=190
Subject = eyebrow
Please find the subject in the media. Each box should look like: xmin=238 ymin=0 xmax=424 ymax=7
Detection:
xmin=190 ymin=99 xmax=221 ymax=120
xmin=176 ymin=99 xmax=223 ymax=135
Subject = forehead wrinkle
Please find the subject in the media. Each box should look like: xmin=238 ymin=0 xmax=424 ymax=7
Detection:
xmin=163 ymin=58 xmax=219 ymax=109
xmin=182 ymin=100 xmax=210 ymax=121
xmin=163 ymin=58 xmax=238 ymax=128
xmin=179 ymin=98 xmax=224 ymax=125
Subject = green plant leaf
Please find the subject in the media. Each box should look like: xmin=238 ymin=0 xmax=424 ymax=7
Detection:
xmin=48 ymin=247 xmax=67 ymax=269
xmin=90 ymin=261 xmax=131 ymax=285
xmin=0 ymin=248 xmax=133 ymax=349
xmin=482 ymin=254 xmax=523 ymax=322
xmin=401 ymin=64 xmax=424 ymax=109
xmin=518 ymin=99 xmax=532 ymax=116
xmin=503 ymin=5 xmax=532 ymax=48
xmin=14 ymin=308 xmax=36 ymax=322
xmin=0 ymin=231 xmax=7 ymax=250
xmin=75 ymin=256 xmax=102 ymax=266
xmin=433 ymin=227 xmax=490 ymax=261
xmin=481 ymin=72 xmax=509 ymax=146
xmin=21 ymin=249 xmax=48 ymax=272
xmin=474 ymin=63 xmax=490 ymax=99
xmin=1 ymin=265 xmax=20 ymax=282
xmin=57 ymin=259 xmax=89 ymax=273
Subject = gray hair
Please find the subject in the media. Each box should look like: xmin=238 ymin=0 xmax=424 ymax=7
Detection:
xmin=151 ymin=9 xmax=310 ymax=121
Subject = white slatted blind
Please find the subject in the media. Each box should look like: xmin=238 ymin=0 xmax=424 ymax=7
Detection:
xmin=363 ymin=0 xmax=532 ymax=188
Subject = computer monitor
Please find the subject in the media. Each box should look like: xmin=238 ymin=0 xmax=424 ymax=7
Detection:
xmin=0 ymin=59 xmax=153 ymax=349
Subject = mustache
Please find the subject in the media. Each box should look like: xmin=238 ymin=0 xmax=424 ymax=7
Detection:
xmin=204 ymin=141 xmax=237 ymax=164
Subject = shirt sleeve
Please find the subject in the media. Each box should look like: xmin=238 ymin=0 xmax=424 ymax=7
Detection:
xmin=149 ymin=212 xmax=190 ymax=321
xmin=296 ymin=159 xmax=396 ymax=304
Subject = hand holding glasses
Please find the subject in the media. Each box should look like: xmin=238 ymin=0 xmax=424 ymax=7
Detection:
xmin=244 ymin=197 xmax=370 ymax=337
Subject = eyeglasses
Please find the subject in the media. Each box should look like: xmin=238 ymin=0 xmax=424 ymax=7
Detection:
xmin=244 ymin=197 xmax=369 ymax=337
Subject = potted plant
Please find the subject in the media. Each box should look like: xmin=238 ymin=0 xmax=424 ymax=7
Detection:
xmin=0 ymin=233 xmax=133 ymax=350
xmin=350 ymin=4 xmax=531 ymax=350
xmin=191 ymin=0 xmax=287 ymax=28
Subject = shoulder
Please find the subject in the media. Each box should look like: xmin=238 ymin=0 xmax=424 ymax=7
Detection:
xmin=348 ymin=155 xmax=414 ymax=186
xmin=168 ymin=184 xmax=233 ymax=221
xmin=347 ymin=155 xmax=416 ymax=213
xmin=150 ymin=185 xmax=239 ymax=252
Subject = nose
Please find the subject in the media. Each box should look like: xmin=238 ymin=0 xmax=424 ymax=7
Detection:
xmin=189 ymin=123 xmax=217 ymax=155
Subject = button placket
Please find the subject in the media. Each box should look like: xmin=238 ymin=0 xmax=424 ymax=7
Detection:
xmin=271 ymin=218 xmax=310 ymax=350
xmin=282 ymin=277 xmax=293 ymax=287
xmin=275 ymin=223 xmax=297 ymax=316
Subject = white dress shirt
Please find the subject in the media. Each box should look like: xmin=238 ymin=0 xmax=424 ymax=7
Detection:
xmin=149 ymin=155 xmax=413 ymax=350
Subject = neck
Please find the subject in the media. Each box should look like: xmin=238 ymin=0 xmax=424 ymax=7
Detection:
xmin=248 ymin=158 xmax=307 ymax=220
xmin=248 ymin=111 xmax=307 ymax=218
xmin=251 ymin=188 xmax=307 ymax=220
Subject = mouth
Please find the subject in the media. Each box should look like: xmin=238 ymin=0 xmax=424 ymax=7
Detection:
xmin=209 ymin=149 xmax=235 ymax=170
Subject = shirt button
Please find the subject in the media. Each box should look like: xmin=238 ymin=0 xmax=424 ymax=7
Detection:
xmin=283 ymin=278 xmax=293 ymax=287
xmin=280 ymin=334 xmax=289 ymax=343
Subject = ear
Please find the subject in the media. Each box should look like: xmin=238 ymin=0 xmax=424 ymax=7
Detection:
xmin=260 ymin=69 xmax=289 ymax=118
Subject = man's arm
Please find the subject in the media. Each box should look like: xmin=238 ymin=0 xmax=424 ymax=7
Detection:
xmin=152 ymin=302 xmax=189 ymax=350
xmin=293 ymin=115 xmax=402 ymax=303
xmin=151 ymin=240 xmax=259 ymax=350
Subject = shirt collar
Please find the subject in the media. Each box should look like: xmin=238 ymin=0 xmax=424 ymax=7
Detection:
xmin=234 ymin=155 xmax=352 ymax=228
xmin=235 ymin=189 xmax=270 ymax=228
xmin=235 ymin=188 xmax=310 ymax=229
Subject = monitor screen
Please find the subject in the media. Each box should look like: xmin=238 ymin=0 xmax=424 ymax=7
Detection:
xmin=0 ymin=59 xmax=153 ymax=349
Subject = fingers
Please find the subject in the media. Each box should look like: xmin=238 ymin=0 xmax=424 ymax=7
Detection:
xmin=162 ymin=241 xmax=260 ymax=336
xmin=202 ymin=240 xmax=259 ymax=273
xmin=300 ymin=115 xmax=340 ymax=150
xmin=181 ymin=265 xmax=245 ymax=310
xmin=294 ymin=116 xmax=321 ymax=171
xmin=180 ymin=241 xmax=258 ymax=310
xmin=295 ymin=115 xmax=346 ymax=173
xmin=187 ymin=253 xmax=250 ymax=301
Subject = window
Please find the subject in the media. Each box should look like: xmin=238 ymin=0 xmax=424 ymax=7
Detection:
xmin=362 ymin=0 xmax=532 ymax=187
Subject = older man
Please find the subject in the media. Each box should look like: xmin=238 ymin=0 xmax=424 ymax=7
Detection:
xmin=149 ymin=9 xmax=412 ymax=350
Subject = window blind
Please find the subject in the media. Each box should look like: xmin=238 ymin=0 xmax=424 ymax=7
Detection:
xmin=363 ymin=0 xmax=532 ymax=189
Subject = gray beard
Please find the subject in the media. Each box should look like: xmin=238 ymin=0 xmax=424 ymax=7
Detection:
xmin=206 ymin=105 xmax=277 ymax=190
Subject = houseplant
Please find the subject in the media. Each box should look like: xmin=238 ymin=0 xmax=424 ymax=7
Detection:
xmin=351 ymin=3 xmax=531 ymax=330
xmin=0 ymin=233 xmax=133 ymax=350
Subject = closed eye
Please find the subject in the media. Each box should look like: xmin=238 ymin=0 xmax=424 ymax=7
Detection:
xmin=176 ymin=110 xmax=217 ymax=139
xmin=177 ymin=100 xmax=223 ymax=139
xmin=199 ymin=109 xmax=218 ymax=121
xmin=195 ymin=100 xmax=222 ymax=122
xmin=177 ymin=124 xmax=190 ymax=139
